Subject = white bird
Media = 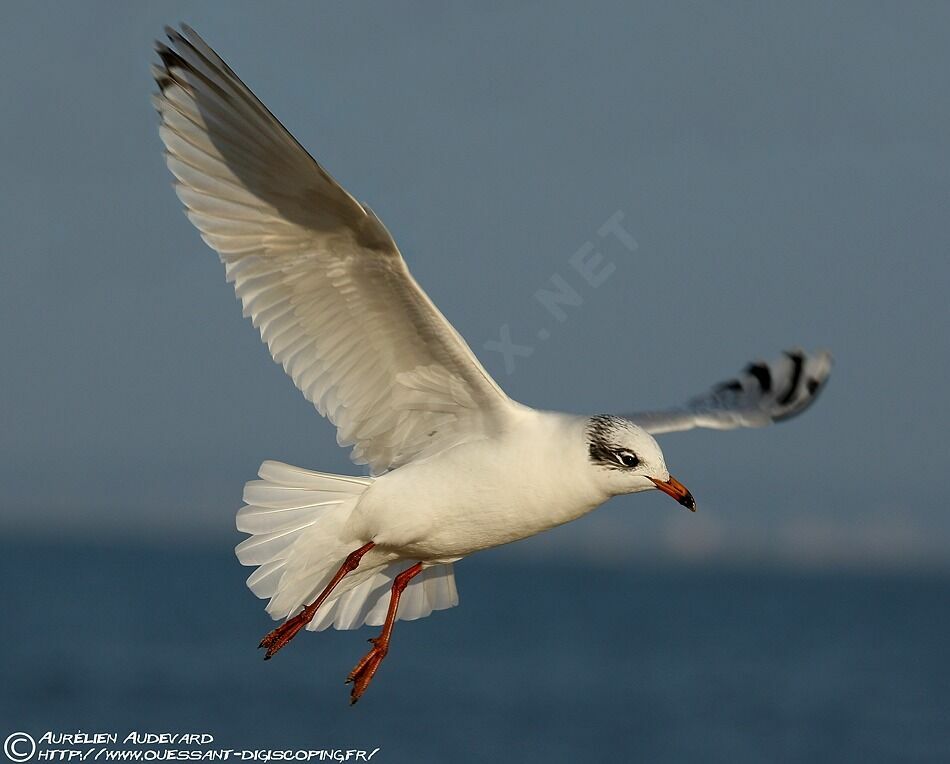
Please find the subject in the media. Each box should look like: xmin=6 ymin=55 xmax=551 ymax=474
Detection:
xmin=153 ymin=25 xmax=832 ymax=704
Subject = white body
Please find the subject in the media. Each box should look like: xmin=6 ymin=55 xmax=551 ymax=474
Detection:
xmin=351 ymin=409 xmax=610 ymax=562
xmin=233 ymin=408 xmax=672 ymax=632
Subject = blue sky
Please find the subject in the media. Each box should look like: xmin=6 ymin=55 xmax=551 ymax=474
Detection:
xmin=2 ymin=2 xmax=948 ymax=567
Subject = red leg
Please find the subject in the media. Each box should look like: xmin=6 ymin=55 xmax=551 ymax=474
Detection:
xmin=346 ymin=561 xmax=423 ymax=704
xmin=259 ymin=541 xmax=375 ymax=660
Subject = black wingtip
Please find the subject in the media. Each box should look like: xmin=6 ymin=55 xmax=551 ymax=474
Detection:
xmin=777 ymin=350 xmax=805 ymax=405
xmin=745 ymin=361 xmax=772 ymax=393
xmin=154 ymin=40 xmax=186 ymax=72
xmin=715 ymin=379 xmax=743 ymax=393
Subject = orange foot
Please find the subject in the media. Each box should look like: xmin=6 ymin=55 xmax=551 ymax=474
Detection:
xmin=259 ymin=607 xmax=314 ymax=660
xmin=346 ymin=637 xmax=389 ymax=704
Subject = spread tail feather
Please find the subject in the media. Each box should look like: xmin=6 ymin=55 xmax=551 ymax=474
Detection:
xmin=308 ymin=561 xmax=458 ymax=631
xmin=235 ymin=460 xmax=458 ymax=630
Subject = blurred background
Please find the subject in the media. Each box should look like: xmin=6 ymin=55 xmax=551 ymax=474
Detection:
xmin=1 ymin=2 xmax=948 ymax=762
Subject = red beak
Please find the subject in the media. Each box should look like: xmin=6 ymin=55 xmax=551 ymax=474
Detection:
xmin=649 ymin=475 xmax=697 ymax=512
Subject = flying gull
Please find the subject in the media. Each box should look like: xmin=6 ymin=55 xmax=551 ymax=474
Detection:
xmin=152 ymin=25 xmax=832 ymax=704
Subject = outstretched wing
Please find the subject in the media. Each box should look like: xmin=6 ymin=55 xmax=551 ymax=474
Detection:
xmin=153 ymin=25 xmax=516 ymax=474
xmin=626 ymin=349 xmax=832 ymax=435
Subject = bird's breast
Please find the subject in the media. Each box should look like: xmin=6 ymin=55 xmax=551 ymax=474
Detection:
xmin=351 ymin=429 xmax=606 ymax=559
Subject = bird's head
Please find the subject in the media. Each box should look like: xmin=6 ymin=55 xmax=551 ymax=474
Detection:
xmin=585 ymin=415 xmax=696 ymax=510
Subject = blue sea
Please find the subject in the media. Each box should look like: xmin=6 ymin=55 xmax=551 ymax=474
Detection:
xmin=1 ymin=540 xmax=948 ymax=763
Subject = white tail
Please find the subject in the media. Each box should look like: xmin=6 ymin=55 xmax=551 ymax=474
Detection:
xmin=235 ymin=461 xmax=458 ymax=631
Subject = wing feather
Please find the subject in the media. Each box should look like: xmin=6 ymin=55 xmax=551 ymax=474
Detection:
xmin=627 ymin=349 xmax=832 ymax=435
xmin=154 ymin=26 xmax=515 ymax=473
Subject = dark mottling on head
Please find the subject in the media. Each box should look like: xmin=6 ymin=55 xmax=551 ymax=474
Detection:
xmin=587 ymin=414 xmax=632 ymax=470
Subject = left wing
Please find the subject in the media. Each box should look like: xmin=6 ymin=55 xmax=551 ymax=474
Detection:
xmin=152 ymin=25 xmax=519 ymax=474
xmin=626 ymin=349 xmax=832 ymax=435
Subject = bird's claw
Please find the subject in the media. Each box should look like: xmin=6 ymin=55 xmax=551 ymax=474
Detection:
xmin=346 ymin=643 xmax=389 ymax=704
xmin=258 ymin=611 xmax=311 ymax=659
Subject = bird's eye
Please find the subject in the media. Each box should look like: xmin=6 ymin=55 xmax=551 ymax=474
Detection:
xmin=615 ymin=450 xmax=640 ymax=469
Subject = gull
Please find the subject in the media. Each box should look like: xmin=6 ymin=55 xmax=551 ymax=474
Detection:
xmin=152 ymin=25 xmax=832 ymax=704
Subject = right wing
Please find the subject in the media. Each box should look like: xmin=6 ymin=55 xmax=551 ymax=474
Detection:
xmin=626 ymin=349 xmax=832 ymax=435
xmin=153 ymin=25 xmax=517 ymax=474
